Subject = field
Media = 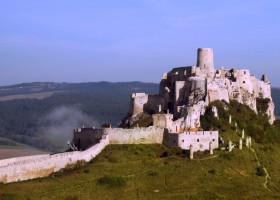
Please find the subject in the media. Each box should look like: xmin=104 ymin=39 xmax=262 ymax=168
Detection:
xmin=0 ymin=137 xmax=49 ymax=160
xmin=1 ymin=141 xmax=280 ymax=200
xmin=0 ymin=91 xmax=60 ymax=101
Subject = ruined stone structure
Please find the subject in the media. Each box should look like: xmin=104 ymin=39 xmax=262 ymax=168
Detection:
xmin=129 ymin=48 xmax=275 ymax=128
xmin=0 ymin=47 xmax=274 ymax=183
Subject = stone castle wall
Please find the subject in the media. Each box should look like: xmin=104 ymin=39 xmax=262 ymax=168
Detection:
xmin=73 ymin=128 xmax=104 ymax=150
xmin=0 ymin=135 xmax=109 ymax=184
xmin=74 ymin=127 xmax=165 ymax=147
xmin=130 ymin=93 xmax=166 ymax=116
xmin=0 ymin=126 xmax=219 ymax=184
xmin=163 ymin=131 xmax=219 ymax=152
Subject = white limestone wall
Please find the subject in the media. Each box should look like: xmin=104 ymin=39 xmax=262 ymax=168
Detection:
xmin=130 ymin=93 xmax=148 ymax=116
xmin=235 ymin=69 xmax=253 ymax=93
xmin=164 ymin=131 xmax=218 ymax=152
xmin=188 ymin=76 xmax=206 ymax=106
xmin=104 ymin=127 xmax=164 ymax=144
xmin=170 ymin=117 xmax=185 ymax=132
xmin=178 ymin=131 xmax=218 ymax=151
xmin=0 ymin=135 xmax=109 ymax=184
xmin=207 ymin=78 xmax=230 ymax=103
xmin=152 ymin=113 xmax=173 ymax=129
xmin=0 ymin=154 xmax=50 ymax=167
xmin=185 ymin=103 xmax=204 ymax=130
xmin=175 ymin=81 xmax=186 ymax=102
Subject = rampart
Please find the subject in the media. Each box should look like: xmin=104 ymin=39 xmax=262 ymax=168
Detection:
xmin=73 ymin=127 xmax=165 ymax=148
xmin=0 ymin=126 xmax=220 ymax=184
xmin=0 ymin=135 xmax=109 ymax=184
xmin=106 ymin=127 xmax=164 ymax=144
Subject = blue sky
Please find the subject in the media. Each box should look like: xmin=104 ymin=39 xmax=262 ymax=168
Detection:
xmin=0 ymin=0 xmax=280 ymax=86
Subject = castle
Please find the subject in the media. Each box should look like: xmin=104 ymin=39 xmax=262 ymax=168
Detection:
xmin=128 ymin=48 xmax=274 ymax=130
xmin=0 ymin=48 xmax=275 ymax=183
xmin=73 ymin=48 xmax=274 ymax=153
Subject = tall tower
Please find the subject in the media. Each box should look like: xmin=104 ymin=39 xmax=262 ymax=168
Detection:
xmin=196 ymin=48 xmax=214 ymax=77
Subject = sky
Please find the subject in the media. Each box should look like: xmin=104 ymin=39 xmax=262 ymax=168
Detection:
xmin=0 ymin=0 xmax=280 ymax=86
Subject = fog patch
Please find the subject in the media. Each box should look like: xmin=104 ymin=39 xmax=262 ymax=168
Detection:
xmin=39 ymin=106 xmax=99 ymax=152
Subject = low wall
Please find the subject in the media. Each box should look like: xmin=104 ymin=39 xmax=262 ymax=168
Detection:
xmin=105 ymin=127 xmax=165 ymax=144
xmin=0 ymin=135 xmax=109 ymax=184
xmin=73 ymin=127 xmax=165 ymax=149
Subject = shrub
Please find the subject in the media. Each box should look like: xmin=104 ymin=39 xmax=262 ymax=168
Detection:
xmin=147 ymin=171 xmax=159 ymax=177
xmin=201 ymin=100 xmax=280 ymax=144
xmin=256 ymin=166 xmax=266 ymax=176
xmin=98 ymin=176 xmax=126 ymax=188
xmin=160 ymin=151 xmax=169 ymax=158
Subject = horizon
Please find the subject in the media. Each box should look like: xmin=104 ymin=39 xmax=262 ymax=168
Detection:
xmin=1 ymin=1 xmax=280 ymax=86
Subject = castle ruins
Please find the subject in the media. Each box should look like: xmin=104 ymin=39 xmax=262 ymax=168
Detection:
xmin=0 ymin=48 xmax=275 ymax=183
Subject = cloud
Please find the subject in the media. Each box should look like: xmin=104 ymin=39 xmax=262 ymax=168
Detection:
xmin=39 ymin=106 xmax=99 ymax=152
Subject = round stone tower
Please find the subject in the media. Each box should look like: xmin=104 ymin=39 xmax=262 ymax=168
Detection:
xmin=196 ymin=48 xmax=214 ymax=77
xmin=196 ymin=48 xmax=214 ymax=70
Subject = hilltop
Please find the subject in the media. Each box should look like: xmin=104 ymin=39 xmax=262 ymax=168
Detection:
xmin=1 ymin=98 xmax=280 ymax=198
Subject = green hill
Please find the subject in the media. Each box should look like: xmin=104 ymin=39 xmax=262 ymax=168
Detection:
xmin=0 ymin=142 xmax=280 ymax=199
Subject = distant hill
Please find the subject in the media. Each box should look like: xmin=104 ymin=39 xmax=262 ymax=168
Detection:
xmin=271 ymin=88 xmax=280 ymax=116
xmin=0 ymin=82 xmax=159 ymax=151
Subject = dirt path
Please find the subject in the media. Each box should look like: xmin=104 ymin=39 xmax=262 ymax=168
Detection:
xmin=250 ymin=147 xmax=271 ymax=191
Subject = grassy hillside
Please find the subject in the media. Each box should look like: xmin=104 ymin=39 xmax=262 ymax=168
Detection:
xmin=0 ymin=142 xmax=280 ymax=199
xmin=0 ymin=85 xmax=280 ymax=199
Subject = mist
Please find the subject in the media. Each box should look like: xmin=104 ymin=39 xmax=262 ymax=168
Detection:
xmin=39 ymin=106 xmax=99 ymax=152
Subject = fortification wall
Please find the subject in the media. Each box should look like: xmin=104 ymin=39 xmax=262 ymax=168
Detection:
xmin=104 ymin=127 xmax=165 ymax=144
xmin=207 ymin=78 xmax=229 ymax=103
xmin=152 ymin=113 xmax=173 ymax=129
xmin=73 ymin=128 xmax=104 ymax=150
xmin=143 ymin=94 xmax=166 ymax=114
xmin=130 ymin=93 xmax=148 ymax=116
xmin=163 ymin=131 xmax=218 ymax=152
xmin=0 ymin=135 xmax=109 ymax=183
xmin=168 ymin=67 xmax=193 ymax=83
xmin=130 ymin=93 xmax=166 ymax=116
xmin=0 ymin=154 xmax=50 ymax=168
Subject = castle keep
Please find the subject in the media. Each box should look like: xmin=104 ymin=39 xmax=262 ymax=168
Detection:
xmin=0 ymin=48 xmax=275 ymax=183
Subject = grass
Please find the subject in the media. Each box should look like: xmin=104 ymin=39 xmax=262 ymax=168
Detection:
xmin=0 ymin=140 xmax=280 ymax=199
